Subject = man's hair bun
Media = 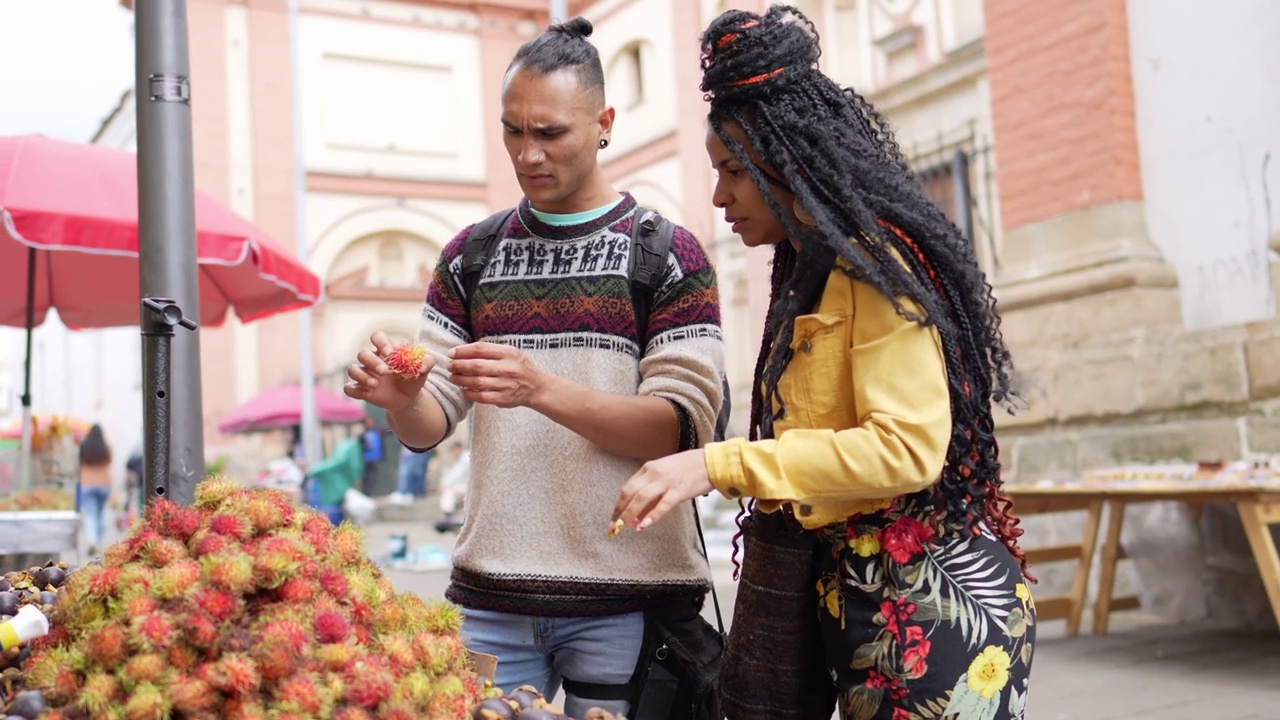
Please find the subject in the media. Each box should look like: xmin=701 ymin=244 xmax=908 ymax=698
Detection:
xmin=556 ymin=16 xmax=594 ymax=39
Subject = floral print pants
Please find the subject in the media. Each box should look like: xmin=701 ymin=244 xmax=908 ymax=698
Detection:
xmin=815 ymin=511 xmax=1035 ymax=720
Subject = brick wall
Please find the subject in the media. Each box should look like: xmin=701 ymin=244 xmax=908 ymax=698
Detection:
xmin=984 ymin=0 xmax=1143 ymax=232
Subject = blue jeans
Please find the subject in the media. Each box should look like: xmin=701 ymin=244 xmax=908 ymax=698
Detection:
xmin=80 ymin=486 xmax=111 ymax=548
xmin=396 ymin=451 xmax=429 ymax=496
xmin=461 ymin=608 xmax=644 ymax=718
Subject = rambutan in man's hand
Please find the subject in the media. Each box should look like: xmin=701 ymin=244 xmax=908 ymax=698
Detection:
xmin=344 ymin=331 xmax=435 ymax=412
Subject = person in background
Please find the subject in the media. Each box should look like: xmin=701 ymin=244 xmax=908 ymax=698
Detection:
xmin=434 ymin=443 xmax=470 ymax=533
xmin=78 ymin=424 xmax=114 ymax=555
xmin=390 ymin=444 xmax=433 ymax=505
xmin=359 ymin=416 xmax=383 ymax=496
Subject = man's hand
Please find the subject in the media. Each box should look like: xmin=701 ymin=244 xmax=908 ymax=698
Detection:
xmin=611 ymin=449 xmax=714 ymax=533
xmin=344 ymin=332 xmax=435 ymax=411
xmin=448 ymin=342 xmax=548 ymax=409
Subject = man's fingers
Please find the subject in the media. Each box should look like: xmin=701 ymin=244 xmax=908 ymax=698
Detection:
xmin=451 ymin=341 xmax=509 ymax=361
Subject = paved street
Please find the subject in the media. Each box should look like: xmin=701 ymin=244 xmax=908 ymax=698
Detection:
xmin=366 ymin=498 xmax=1280 ymax=720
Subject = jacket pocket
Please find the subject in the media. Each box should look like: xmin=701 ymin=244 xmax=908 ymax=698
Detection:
xmin=778 ymin=313 xmax=849 ymax=429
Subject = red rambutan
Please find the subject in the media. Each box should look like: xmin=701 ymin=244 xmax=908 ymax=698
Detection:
xmin=202 ymin=654 xmax=261 ymax=695
xmin=168 ymin=643 xmax=200 ymax=671
xmin=82 ymin=565 xmax=121 ymax=600
xmin=122 ymin=653 xmax=168 ymax=685
xmin=190 ymin=530 xmax=232 ymax=558
xmin=153 ymin=558 xmax=201 ymax=600
xmin=314 ymin=609 xmax=352 ymax=644
xmin=385 ymin=342 xmax=429 ymax=378
xmin=190 ymin=585 xmax=242 ymax=622
xmin=318 ymin=568 xmax=349 ymax=600
xmin=275 ymin=576 xmax=315 ymax=603
xmin=252 ymin=638 xmax=298 ymax=681
xmin=131 ymin=612 xmax=177 ymax=652
xmin=143 ymin=535 xmax=190 ymax=567
xmin=146 ymin=498 xmax=202 ymax=540
xmin=256 ymin=618 xmax=310 ymax=653
xmin=85 ymin=624 xmax=129 ymax=666
xmin=183 ymin=611 xmax=221 ymax=649
xmin=169 ymin=675 xmax=218 ymax=714
xmin=124 ymin=592 xmax=159 ymax=618
xmin=274 ymin=673 xmax=328 ymax=715
xmin=330 ymin=523 xmax=365 ymax=565
xmin=209 ymin=512 xmax=254 ymax=540
xmin=332 ymin=707 xmax=374 ymax=720
xmin=342 ymin=656 xmax=395 ymax=708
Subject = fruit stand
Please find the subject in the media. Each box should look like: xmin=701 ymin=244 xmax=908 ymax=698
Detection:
xmin=0 ymin=423 xmax=81 ymax=567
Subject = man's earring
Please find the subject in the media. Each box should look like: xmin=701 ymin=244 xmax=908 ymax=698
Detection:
xmin=793 ymin=199 xmax=814 ymax=227
xmin=599 ymin=138 xmax=610 ymax=149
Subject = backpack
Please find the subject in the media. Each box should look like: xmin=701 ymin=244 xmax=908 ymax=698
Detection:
xmin=459 ymin=207 xmax=730 ymax=719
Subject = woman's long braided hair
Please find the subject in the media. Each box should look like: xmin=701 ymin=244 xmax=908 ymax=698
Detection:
xmin=705 ymin=5 xmax=1030 ymax=575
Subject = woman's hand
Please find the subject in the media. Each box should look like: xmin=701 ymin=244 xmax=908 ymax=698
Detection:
xmin=612 ymin=449 xmax=714 ymax=533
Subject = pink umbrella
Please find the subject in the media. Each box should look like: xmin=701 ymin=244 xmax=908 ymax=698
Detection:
xmin=218 ymin=384 xmax=366 ymax=435
xmin=0 ymin=134 xmax=321 ymax=329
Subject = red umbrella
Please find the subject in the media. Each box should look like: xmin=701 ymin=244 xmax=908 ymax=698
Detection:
xmin=0 ymin=134 xmax=321 ymax=328
xmin=218 ymin=384 xmax=366 ymax=435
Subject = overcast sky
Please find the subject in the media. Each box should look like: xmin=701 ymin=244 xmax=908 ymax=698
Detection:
xmin=0 ymin=0 xmax=136 ymax=142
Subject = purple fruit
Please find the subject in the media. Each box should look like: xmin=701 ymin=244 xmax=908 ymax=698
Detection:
xmin=469 ymin=697 xmax=518 ymax=719
xmin=508 ymin=685 xmax=544 ymax=710
xmin=6 ymin=690 xmax=46 ymax=720
xmin=0 ymin=592 xmax=18 ymax=616
xmin=520 ymin=709 xmax=564 ymax=720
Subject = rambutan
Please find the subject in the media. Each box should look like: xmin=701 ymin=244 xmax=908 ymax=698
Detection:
xmin=169 ymin=675 xmax=218 ymax=714
xmin=275 ymin=576 xmax=315 ymax=603
xmin=168 ymin=643 xmax=200 ymax=672
xmin=153 ymin=558 xmax=201 ymax=600
xmin=314 ymin=609 xmax=352 ymax=643
xmin=216 ymin=627 xmax=255 ymax=655
xmin=318 ymin=568 xmax=349 ymax=600
xmin=190 ymin=585 xmax=242 ymax=622
xmin=251 ymin=638 xmax=297 ymax=681
xmin=142 ymin=536 xmax=189 ymax=568
xmin=124 ymin=593 xmax=159 ymax=618
xmin=385 ymin=342 xmax=429 ymax=378
xmin=381 ymin=634 xmax=418 ymax=673
xmin=189 ymin=530 xmax=232 ymax=558
xmin=332 ymin=707 xmax=374 ymax=720
xmin=374 ymin=598 xmax=408 ymax=634
xmin=202 ymin=654 xmax=261 ymax=695
xmin=146 ymin=498 xmax=202 ymax=540
xmin=116 ymin=563 xmax=156 ymax=593
xmin=252 ymin=548 xmax=299 ymax=590
xmin=331 ymin=521 xmax=367 ymax=564
xmin=381 ymin=703 xmax=422 ymax=720
xmin=301 ymin=511 xmax=332 ymax=534
xmin=122 ymin=653 xmax=167 ymax=685
xmin=209 ymin=512 xmax=254 ymax=540
xmin=76 ymin=671 xmax=121 ymax=716
xmin=239 ymin=493 xmax=292 ymax=534
xmin=420 ymin=597 xmax=465 ymax=635
xmin=131 ymin=612 xmax=177 ymax=652
xmin=81 ymin=564 xmax=121 ymax=599
xmin=194 ymin=476 xmax=241 ymax=510
xmin=102 ymin=541 xmax=134 ymax=568
xmin=392 ymin=669 xmax=435 ymax=706
xmin=274 ymin=673 xmax=330 ymax=715
xmin=183 ymin=611 xmax=221 ymax=649
xmin=222 ymin=697 xmax=269 ymax=720
xmin=256 ymin=617 xmax=310 ymax=653
xmin=201 ymin=549 xmax=255 ymax=593
xmin=123 ymin=682 xmax=171 ymax=720
xmin=25 ymin=650 xmax=82 ymax=703
xmin=342 ymin=656 xmax=395 ymax=708
xmin=85 ymin=624 xmax=129 ymax=666
xmin=313 ymin=642 xmax=358 ymax=671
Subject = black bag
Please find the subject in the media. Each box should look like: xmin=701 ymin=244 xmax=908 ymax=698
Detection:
xmin=564 ymin=500 xmax=726 ymax=720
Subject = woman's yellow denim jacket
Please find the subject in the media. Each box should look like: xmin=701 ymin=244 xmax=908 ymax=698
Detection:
xmin=704 ymin=260 xmax=952 ymax=530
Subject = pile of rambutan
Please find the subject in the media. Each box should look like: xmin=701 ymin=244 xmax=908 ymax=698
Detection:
xmin=20 ymin=478 xmax=482 ymax=720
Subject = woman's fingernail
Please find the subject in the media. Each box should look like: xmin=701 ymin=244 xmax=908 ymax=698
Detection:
xmin=637 ymin=517 xmax=652 ymax=532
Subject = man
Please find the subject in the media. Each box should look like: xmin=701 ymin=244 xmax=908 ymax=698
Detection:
xmin=390 ymin=444 xmax=432 ymax=505
xmin=345 ymin=16 xmax=724 ymax=719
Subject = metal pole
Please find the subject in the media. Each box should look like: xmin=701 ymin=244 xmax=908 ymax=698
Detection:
xmin=17 ymin=247 xmax=36 ymax=492
xmin=288 ymin=0 xmax=322 ymax=468
xmin=140 ymin=298 xmax=196 ymax=504
xmin=135 ymin=0 xmax=205 ymax=506
xmin=550 ymin=0 xmax=568 ymax=22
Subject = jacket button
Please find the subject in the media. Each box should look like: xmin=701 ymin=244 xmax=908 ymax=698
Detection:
xmin=799 ymin=339 xmax=812 ymax=353
xmin=798 ymin=504 xmax=813 ymax=516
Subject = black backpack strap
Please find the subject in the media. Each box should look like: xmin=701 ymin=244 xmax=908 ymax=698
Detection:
xmin=627 ymin=207 xmax=676 ymax=344
xmin=460 ymin=208 xmax=515 ymax=311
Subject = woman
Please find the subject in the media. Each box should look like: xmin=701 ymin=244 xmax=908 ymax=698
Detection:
xmin=613 ymin=6 xmax=1034 ymax=719
xmin=78 ymin=424 xmax=113 ymax=555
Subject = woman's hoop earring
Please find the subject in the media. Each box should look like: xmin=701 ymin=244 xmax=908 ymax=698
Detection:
xmin=599 ymin=138 xmax=610 ymax=149
xmin=793 ymin=199 xmax=814 ymax=227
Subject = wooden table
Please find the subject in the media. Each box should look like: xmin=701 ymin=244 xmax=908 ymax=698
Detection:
xmin=1005 ymin=480 xmax=1280 ymax=635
